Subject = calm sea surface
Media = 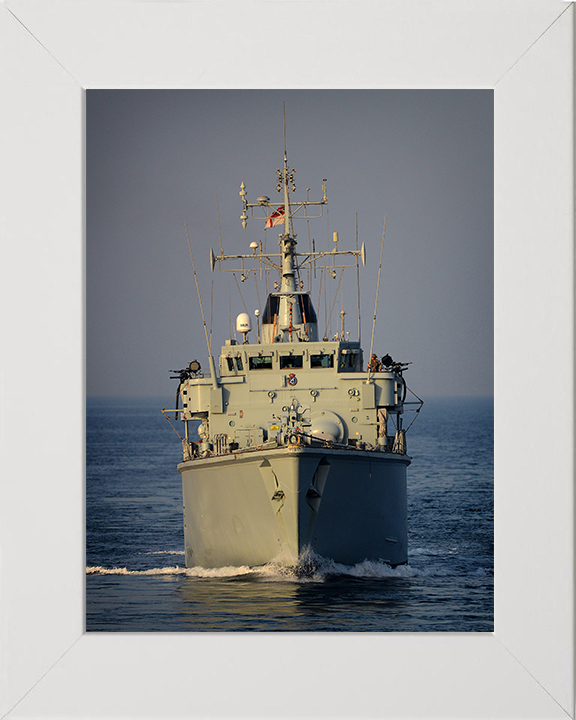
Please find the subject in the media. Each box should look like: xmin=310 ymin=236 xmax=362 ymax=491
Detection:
xmin=86 ymin=396 xmax=493 ymax=632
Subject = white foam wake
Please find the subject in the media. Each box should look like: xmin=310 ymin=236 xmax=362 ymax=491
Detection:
xmin=267 ymin=548 xmax=453 ymax=581
xmin=87 ymin=564 xmax=278 ymax=578
xmin=86 ymin=565 xmax=187 ymax=576
xmin=86 ymin=547 xmax=467 ymax=579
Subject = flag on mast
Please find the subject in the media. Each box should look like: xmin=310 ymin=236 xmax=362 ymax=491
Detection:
xmin=265 ymin=206 xmax=285 ymax=228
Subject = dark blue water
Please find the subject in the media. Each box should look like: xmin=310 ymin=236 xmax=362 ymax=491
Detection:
xmin=86 ymin=396 xmax=493 ymax=631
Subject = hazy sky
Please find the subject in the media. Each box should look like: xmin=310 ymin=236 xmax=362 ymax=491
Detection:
xmin=86 ymin=90 xmax=493 ymax=399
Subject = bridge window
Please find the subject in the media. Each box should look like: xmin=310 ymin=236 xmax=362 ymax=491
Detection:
xmin=310 ymin=353 xmax=333 ymax=368
xmin=249 ymin=355 xmax=273 ymax=370
xmin=338 ymin=351 xmax=359 ymax=371
xmin=280 ymin=355 xmax=303 ymax=369
xmin=226 ymin=355 xmax=244 ymax=372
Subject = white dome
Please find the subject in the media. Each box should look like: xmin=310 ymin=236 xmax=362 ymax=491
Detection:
xmin=310 ymin=411 xmax=345 ymax=443
xmin=236 ymin=312 xmax=251 ymax=333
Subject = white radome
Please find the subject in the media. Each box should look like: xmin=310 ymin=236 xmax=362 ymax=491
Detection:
xmin=236 ymin=312 xmax=251 ymax=333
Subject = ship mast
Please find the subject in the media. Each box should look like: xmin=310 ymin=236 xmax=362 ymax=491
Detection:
xmin=276 ymin=138 xmax=304 ymax=337
xmin=210 ymin=121 xmax=366 ymax=344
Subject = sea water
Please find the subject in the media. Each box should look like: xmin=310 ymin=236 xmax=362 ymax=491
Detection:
xmin=86 ymin=396 xmax=493 ymax=632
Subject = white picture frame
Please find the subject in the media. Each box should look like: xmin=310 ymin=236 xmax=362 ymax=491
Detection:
xmin=1 ymin=1 xmax=573 ymax=717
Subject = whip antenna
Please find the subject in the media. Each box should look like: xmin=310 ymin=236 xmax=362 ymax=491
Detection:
xmin=216 ymin=195 xmax=223 ymax=255
xmin=228 ymin=282 xmax=233 ymax=340
xmin=209 ymin=278 xmax=214 ymax=350
xmin=355 ymin=213 xmax=361 ymax=345
xmin=283 ymin=101 xmax=287 ymax=157
xmin=185 ymin=222 xmax=218 ymax=388
xmin=369 ymin=214 xmax=387 ymax=369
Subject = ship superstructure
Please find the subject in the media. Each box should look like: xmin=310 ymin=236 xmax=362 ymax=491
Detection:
xmin=164 ymin=140 xmax=421 ymax=569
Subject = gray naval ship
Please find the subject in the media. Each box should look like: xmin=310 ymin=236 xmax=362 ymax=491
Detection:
xmin=164 ymin=146 xmax=421 ymax=569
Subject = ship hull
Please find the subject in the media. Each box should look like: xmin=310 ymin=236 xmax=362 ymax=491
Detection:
xmin=178 ymin=446 xmax=409 ymax=568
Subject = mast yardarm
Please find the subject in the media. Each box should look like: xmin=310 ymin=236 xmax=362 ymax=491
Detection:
xmin=210 ymin=148 xmax=365 ymax=343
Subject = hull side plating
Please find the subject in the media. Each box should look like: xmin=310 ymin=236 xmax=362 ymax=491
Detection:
xmin=179 ymin=447 xmax=409 ymax=568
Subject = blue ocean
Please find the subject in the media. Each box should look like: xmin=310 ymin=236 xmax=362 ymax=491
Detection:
xmin=86 ymin=396 xmax=493 ymax=632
